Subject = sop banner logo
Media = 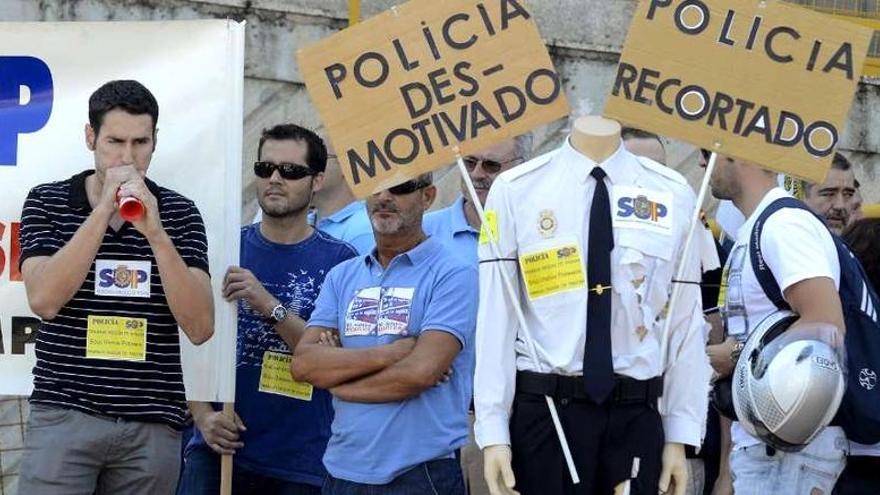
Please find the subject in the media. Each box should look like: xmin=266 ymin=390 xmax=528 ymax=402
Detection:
xmin=0 ymin=56 xmax=54 ymax=166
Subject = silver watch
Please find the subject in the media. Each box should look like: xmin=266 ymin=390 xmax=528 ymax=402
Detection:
xmin=267 ymin=303 xmax=289 ymax=324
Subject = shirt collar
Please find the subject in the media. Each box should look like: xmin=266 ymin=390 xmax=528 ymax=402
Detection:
xmin=364 ymin=235 xmax=441 ymax=268
xmin=558 ymin=137 xmax=641 ymax=186
xmin=69 ymin=169 xmax=163 ymax=210
xmin=322 ymin=201 xmax=364 ymax=225
xmin=450 ymin=196 xmax=478 ymax=234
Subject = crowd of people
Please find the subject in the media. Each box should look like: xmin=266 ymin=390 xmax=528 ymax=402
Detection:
xmin=13 ymin=80 xmax=880 ymax=495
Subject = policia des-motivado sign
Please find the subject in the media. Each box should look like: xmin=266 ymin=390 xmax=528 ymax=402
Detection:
xmin=298 ymin=0 xmax=569 ymax=198
xmin=604 ymin=0 xmax=872 ymax=184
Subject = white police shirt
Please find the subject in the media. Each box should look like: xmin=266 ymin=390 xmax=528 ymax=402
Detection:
xmin=473 ymin=139 xmax=712 ymax=449
xmin=720 ymin=187 xmax=841 ymax=449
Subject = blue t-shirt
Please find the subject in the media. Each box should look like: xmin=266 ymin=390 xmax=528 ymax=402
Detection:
xmin=189 ymin=225 xmax=356 ymax=486
xmin=423 ymin=195 xmax=479 ymax=265
xmin=317 ymin=201 xmax=375 ymax=255
xmin=308 ymin=236 xmax=478 ymax=484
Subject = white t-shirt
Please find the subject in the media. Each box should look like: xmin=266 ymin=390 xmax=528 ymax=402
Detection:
xmin=722 ymin=187 xmax=840 ymax=448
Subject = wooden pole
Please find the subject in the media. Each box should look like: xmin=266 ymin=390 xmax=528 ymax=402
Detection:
xmin=660 ymin=152 xmax=717 ymax=366
xmin=220 ymin=402 xmax=235 ymax=495
xmin=348 ymin=0 xmax=360 ymax=26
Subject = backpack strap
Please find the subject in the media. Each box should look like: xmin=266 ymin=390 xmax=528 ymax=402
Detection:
xmin=748 ymin=197 xmax=815 ymax=311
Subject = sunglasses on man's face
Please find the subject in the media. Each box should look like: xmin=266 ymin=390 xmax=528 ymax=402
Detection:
xmin=463 ymin=156 xmax=520 ymax=174
xmin=386 ymin=179 xmax=431 ymax=196
xmin=253 ymin=161 xmax=316 ymax=180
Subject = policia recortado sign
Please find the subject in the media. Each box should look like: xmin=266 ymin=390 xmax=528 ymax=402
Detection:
xmin=298 ymin=0 xmax=569 ymax=198
xmin=604 ymin=0 xmax=872 ymax=184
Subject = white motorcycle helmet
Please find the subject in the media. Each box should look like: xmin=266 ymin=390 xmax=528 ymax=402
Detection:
xmin=732 ymin=310 xmax=846 ymax=452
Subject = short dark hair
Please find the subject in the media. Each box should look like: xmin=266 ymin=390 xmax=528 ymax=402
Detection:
xmin=831 ymin=152 xmax=852 ymax=171
xmin=621 ymin=126 xmax=662 ymax=145
xmin=414 ymin=172 xmax=433 ymax=185
xmin=843 ymin=218 xmax=880 ymax=290
xmin=258 ymin=124 xmax=327 ymax=173
xmin=88 ymin=80 xmax=159 ymax=136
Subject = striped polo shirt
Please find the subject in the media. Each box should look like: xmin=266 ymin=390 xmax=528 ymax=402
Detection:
xmin=18 ymin=170 xmax=209 ymax=429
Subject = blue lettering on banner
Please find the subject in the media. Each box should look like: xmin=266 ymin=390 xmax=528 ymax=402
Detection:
xmin=0 ymin=56 xmax=54 ymax=166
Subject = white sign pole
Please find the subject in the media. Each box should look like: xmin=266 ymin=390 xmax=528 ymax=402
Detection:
xmin=660 ymin=152 xmax=717 ymax=366
xmin=455 ymin=151 xmax=580 ymax=484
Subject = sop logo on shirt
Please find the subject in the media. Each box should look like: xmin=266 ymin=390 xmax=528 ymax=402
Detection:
xmin=95 ymin=260 xmax=151 ymax=298
xmin=612 ymin=186 xmax=674 ymax=234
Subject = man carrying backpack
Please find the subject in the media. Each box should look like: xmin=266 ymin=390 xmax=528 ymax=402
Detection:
xmin=708 ymin=154 xmax=849 ymax=494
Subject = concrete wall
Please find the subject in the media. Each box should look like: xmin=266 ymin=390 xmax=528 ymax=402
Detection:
xmin=1 ymin=1 xmax=877 ymax=491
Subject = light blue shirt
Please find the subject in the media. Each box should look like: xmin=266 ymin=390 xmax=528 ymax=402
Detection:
xmin=308 ymin=236 xmax=478 ymax=484
xmin=317 ymin=201 xmax=375 ymax=255
xmin=423 ymin=195 xmax=479 ymax=266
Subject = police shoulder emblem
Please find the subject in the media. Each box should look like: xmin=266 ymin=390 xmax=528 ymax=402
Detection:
xmin=538 ymin=209 xmax=556 ymax=238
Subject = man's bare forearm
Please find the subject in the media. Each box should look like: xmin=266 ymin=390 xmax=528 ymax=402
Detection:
xmin=150 ymin=231 xmax=214 ymax=344
xmin=330 ymin=362 xmax=431 ymax=403
xmin=23 ymin=205 xmax=114 ymax=319
xmin=274 ymin=315 xmax=306 ymax=351
xmin=292 ymin=343 xmax=403 ymax=389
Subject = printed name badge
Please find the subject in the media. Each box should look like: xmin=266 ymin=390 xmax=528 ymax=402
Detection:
xmin=86 ymin=315 xmax=147 ymax=361
xmin=95 ymin=260 xmax=152 ymax=298
xmin=518 ymin=242 xmax=586 ymax=300
xmin=612 ymin=186 xmax=674 ymax=235
xmin=479 ymin=210 xmax=499 ymax=245
xmin=259 ymin=351 xmax=313 ymax=401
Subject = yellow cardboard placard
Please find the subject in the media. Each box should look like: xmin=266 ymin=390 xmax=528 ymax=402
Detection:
xmin=478 ymin=209 xmax=499 ymax=245
xmin=519 ymin=244 xmax=586 ymax=299
xmin=298 ymin=0 xmax=569 ymax=198
xmin=604 ymin=0 xmax=872 ymax=184
xmin=259 ymin=351 xmax=314 ymax=401
xmin=86 ymin=315 xmax=147 ymax=361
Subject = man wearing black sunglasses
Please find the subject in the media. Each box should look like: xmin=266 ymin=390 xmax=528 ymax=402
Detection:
xmin=293 ymin=172 xmax=479 ymax=494
xmin=181 ymin=124 xmax=357 ymax=494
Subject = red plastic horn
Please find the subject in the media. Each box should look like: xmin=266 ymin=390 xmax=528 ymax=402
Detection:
xmin=117 ymin=191 xmax=144 ymax=222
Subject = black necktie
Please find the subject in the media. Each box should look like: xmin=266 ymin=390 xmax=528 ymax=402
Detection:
xmin=584 ymin=167 xmax=614 ymax=403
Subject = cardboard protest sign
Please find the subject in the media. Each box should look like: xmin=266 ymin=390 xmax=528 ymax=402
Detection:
xmin=298 ymin=0 xmax=569 ymax=198
xmin=604 ymin=0 xmax=872 ymax=184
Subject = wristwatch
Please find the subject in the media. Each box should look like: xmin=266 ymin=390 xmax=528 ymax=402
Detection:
xmin=266 ymin=303 xmax=289 ymax=324
xmin=730 ymin=340 xmax=745 ymax=363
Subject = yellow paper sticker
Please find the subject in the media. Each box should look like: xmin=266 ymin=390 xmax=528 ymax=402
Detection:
xmin=259 ymin=351 xmax=313 ymax=401
xmin=479 ymin=210 xmax=499 ymax=245
xmin=717 ymin=263 xmax=729 ymax=308
xmin=519 ymin=245 xmax=586 ymax=299
xmin=86 ymin=315 xmax=147 ymax=361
